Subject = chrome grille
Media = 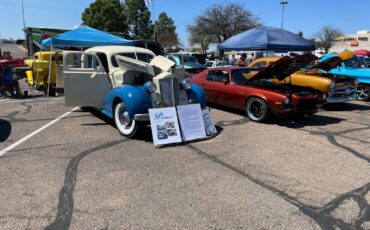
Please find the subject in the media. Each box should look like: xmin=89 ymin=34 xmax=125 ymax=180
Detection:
xmin=159 ymin=77 xmax=180 ymax=107
xmin=330 ymin=85 xmax=357 ymax=97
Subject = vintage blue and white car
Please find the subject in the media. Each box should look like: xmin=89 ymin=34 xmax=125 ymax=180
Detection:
xmin=63 ymin=46 xmax=206 ymax=137
xmin=321 ymin=54 xmax=370 ymax=100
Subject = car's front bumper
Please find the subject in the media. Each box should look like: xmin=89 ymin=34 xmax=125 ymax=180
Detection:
xmin=326 ymin=85 xmax=358 ymax=103
xmin=134 ymin=113 xmax=149 ymax=121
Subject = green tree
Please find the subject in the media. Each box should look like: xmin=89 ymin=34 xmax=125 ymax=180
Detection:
xmin=154 ymin=12 xmax=179 ymax=52
xmin=81 ymin=0 xmax=128 ymax=33
xmin=124 ymin=0 xmax=153 ymax=39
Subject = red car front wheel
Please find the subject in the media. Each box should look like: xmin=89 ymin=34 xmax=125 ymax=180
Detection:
xmin=245 ymin=97 xmax=270 ymax=122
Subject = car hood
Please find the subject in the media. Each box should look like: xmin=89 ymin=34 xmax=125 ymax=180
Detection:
xmin=332 ymin=67 xmax=370 ymax=77
xmin=313 ymin=51 xmax=354 ymax=71
xmin=249 ymin=53 xmax=318 ymax=81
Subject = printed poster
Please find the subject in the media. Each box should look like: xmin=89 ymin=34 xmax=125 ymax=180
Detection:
xmin=177 ymin=104 xmax=206 ymax=141
xmin=202 ymin=109 xmax=217 ymax=136
xmin=149 ymin=107 xmax=182 ymax=146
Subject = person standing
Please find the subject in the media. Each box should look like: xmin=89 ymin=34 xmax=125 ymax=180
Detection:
xmin=246 ymin=53 xmax=255 ymax=65
xmin=236 ymin=54 xmax=247 ymax=67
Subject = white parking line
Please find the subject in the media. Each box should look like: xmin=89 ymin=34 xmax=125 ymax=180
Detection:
xmin=0 ymin=97 xmax=64 ymax=103
xmin=0 ymin=106 xmax=79 ymax=157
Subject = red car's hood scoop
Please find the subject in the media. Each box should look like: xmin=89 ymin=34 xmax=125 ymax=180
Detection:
xmin=249 ymin=53 xmax=318 ymax=81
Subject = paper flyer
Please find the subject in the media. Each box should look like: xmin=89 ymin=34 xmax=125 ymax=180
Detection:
xmin=149 ymin=107 xmax=182 ymax=146
xmin=177 ymin=104 xmax=206 ymax=141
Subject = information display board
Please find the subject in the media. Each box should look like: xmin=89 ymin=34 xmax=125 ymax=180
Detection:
xmin=177 ymin=104 xmax=206 ymax=141
xmin=202 ymin=109 xmax=217 ymax=136
xmin=149 ymin=107 xmax=182 ymax=146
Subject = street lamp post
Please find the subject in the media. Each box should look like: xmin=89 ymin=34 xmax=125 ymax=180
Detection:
xmin=280 ymin=1 xmax=288 ymax=29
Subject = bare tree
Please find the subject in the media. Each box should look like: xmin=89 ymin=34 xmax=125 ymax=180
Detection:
xmin=189 ymin=3 xmax=260 ymax=45
xmin=187 ymin=24 xmax=217 ymax=53
xmin=315 ymin=26 xmax=343 ymax=53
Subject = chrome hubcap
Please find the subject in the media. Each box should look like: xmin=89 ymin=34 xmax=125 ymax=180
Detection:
xmin=357 ymin=86 xmax=369 ymax=100
xmin=119 ymin=109 xmax=131 ymax=128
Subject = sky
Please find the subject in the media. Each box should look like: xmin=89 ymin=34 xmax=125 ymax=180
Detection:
xmin=1 ymin=0 xmax=370 ymax=48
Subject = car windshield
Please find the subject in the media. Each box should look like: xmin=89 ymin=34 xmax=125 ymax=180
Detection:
xmin=357 ymin=56 xmax=368 ymax=68
xmin=231 ymin=69 xmax=251 ymax=85
xmin=183 ymin=56 xmax=198 ymax=63
xmin=205 ymin=62 xmax=214 ymax=67
xmin=217 ymin=61 xmax=230 ymax=66
xmin=344 ymin=56 xmax=365 ymax=69
xmin=111 ymin=52 xmax=154 ymax=67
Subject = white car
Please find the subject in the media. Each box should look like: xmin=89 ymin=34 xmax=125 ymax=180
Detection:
xmin=205 ymin=60 xmax=232 ymax=68
xmin=63 ymin=46 xmax=207 ymax=137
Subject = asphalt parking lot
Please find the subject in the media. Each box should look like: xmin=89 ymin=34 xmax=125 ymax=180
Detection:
xmin=0 ymin=97 xmax=369 ymax=229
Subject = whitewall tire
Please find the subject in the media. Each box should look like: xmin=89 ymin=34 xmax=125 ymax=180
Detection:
xmin=114 ymin=102 xmax=139 ymax=137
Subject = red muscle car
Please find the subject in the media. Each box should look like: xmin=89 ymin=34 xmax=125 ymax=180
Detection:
xmin=190 ymin=54 xmax=324 ymax=122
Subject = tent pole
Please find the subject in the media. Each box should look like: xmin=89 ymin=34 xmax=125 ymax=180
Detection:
xmin=45 ymin=43 xmax=53 ymax=113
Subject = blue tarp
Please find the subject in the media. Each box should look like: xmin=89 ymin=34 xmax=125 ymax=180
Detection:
xmin=41 ymin=26 xmax=133 ymax=47
xmin=218 ymin=26 xmax=315 ymax=52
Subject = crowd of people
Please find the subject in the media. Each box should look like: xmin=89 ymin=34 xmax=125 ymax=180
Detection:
xmin=228 ymin=53 xmax=256 ymax=67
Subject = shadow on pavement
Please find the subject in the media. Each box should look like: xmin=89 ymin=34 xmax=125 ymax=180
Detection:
xmin=0 ymin=119 xmax=11 ymax=142
xmin=277 ymin=114 xmax=345 ymax=129
xmin=79 ymin=107 xmax=223 ymax=144
xmin=322 ymin=102 xmax=370 ymax=111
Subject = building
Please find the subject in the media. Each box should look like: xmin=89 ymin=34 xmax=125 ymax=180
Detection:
xmin=0 ymin=39 xmax=27 ymax=58
xmin=331 ymin=30 xmax=370 ymax=53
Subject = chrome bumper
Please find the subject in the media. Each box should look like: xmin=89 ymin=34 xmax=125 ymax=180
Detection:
xmin=326 ymin=85 xmax=358 ymax=103
xmin=134 ymin=113 xmax=149 ymax=121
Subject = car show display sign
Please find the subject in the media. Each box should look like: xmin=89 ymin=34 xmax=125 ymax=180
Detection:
xmin=177 ymin=104 xmax=206 ymax=141
xmin=149 ymin=107 xmax=182 ymax=146
xmin=202 ymin=109 xmax=217 ymax=136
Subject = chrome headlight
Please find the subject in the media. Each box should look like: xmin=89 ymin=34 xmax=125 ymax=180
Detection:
xmin=155 ymin=101 xmax=165 ymax=108
xmin=284 ymin=97 xmax=290 ymax=105
xmin=180 ymin=79 xmax=192 ymax=90
xmin=329 ymin=81 xmax=335 ymax=90
xmin=145 ymin=81 xmax=157 ymax=93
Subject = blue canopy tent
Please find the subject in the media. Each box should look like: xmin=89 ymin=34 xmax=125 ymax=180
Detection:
xmin=218 ymin=26 xmax=315 ymax=52
xmin=41 ymin=26 xmax=133 ymax=47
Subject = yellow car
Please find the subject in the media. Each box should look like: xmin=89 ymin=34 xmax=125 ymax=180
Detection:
xmin=24 ymin=51 xmax=63 ymax=95
xmin=248 ymin=51 xmax=358 ymax=103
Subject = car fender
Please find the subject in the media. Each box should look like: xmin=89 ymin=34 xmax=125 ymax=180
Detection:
xmin=187 ymin=83 xmax=207 ymax=108
xmin=244 ymin=89 xmax=286 ymax=110
xmin=103 ymin=85 xmax=152 ymax=118
xmin=331 ymin=69 xmax=370 ymax=85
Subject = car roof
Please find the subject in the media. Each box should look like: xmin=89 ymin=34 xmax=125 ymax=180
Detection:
xmin=85 ymin=46 xmax=155 ymax=56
